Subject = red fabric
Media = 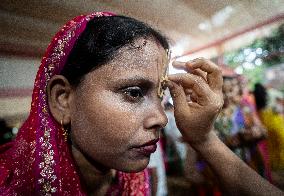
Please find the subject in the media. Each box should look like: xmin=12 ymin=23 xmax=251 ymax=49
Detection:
xmin=0 ymin=12 xmax=149 ymax=196
xmin=258 ymin=140 xmax=273 ymax=183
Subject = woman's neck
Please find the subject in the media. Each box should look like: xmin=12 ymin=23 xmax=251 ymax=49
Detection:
xmin=71 ymin=145 xmax=114 ymax=195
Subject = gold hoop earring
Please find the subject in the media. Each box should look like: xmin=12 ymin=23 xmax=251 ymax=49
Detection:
xmin=60 ymin=120 xmax=68 ymax=142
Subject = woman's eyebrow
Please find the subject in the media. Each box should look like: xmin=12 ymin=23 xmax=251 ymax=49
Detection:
xmin=115 ymin=76 xmax=155 ymax=86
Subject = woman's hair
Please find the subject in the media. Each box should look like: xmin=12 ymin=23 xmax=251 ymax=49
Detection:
xmin=253 ymin=83 xmax=267 ymax=110
xmin=61 ymin=15 xmax=169 ymax=86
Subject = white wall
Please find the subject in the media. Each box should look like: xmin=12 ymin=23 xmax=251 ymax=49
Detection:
xmin=0 ymin=55 xmax=41 ymax=120
xmin=0 ymin=55 xmax=40 ymax=88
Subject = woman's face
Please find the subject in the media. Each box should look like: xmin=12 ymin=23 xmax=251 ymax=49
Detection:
xmin=70 ymin=38 xmax=168 ymax=172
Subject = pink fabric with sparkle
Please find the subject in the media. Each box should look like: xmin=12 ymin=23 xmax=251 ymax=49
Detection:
xmin=0 ymin=12 xmax=150 ymax=195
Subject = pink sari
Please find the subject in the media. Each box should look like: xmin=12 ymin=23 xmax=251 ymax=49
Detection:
xmin=0 ymin=12 xmax=150 ymax=196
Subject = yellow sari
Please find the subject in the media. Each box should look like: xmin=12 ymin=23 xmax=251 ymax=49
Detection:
xmin=259 ymin=108 xmax=284 ymax=170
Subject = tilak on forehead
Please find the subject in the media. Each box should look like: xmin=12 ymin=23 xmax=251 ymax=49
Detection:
xmin=157 ymin=49 xmax=171 ymax=98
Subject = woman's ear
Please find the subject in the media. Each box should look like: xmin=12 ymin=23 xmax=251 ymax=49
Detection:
xmin=47 ymin=75 xmax=73 ymax=125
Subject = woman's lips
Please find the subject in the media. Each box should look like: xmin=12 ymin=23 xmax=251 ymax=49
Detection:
xmin=133 ymin=138 xmax=159 ymax=156
xmin=135 ymin=144 xmax=157 ymax=156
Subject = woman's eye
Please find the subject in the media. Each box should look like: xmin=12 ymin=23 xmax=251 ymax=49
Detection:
xmin=123 ymin=87 xmax=144 ymax=101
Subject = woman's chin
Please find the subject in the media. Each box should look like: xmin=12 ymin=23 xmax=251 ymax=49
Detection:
xmin=116 ymin=158 xmax=150 ymax=173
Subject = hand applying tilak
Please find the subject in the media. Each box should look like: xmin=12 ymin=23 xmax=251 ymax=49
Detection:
xmin=166 ymin=58 xmax=224 ymax=145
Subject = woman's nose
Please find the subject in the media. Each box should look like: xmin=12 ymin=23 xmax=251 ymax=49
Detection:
xmin=144 ymin=102 xmax=168 ymax=130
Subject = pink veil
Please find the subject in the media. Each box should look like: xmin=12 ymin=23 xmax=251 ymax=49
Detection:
xmin=0 ymin=12 xmax=149 ymax=195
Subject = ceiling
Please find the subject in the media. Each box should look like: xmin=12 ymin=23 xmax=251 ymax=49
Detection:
xmin=1 ymin=0 xmax=284 ymax=58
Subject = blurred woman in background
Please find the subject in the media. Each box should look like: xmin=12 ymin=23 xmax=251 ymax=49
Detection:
xmin=254 ymin=83 xmax=284 ymax=189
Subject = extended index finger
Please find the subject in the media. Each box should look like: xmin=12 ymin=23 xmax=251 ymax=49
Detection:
xmin=172 ymin=61 xmax=207 ymax=81
xmin=187 ymin=58 xmax=223 ymax=92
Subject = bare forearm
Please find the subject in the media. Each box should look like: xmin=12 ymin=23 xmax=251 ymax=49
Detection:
xmin=191 ymin=132 xmax=283 ymax=196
